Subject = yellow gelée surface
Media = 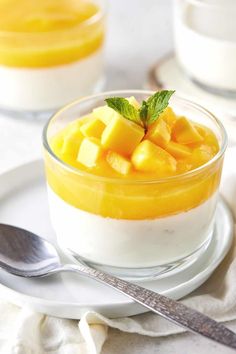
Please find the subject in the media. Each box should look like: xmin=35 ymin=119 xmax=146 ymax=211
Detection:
xmin=0 ymin=0 xmax=104 ymax=67
xmin=45 ymin=105 xmax=222 ymax=219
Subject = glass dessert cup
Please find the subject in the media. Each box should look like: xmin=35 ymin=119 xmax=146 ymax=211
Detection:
xmin=174 ymin=0 xmax=236 ymax=97
xmin=0 ymin=0 xmax=106 ymax=119
xmin=43 ymin=90 xmax=227 ymax=280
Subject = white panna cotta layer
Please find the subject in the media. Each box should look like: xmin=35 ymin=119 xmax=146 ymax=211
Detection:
xmin=0 ymin=49 xmax=104 ymax=112
xmin=48 ymin=187 xmax=218 ymax=268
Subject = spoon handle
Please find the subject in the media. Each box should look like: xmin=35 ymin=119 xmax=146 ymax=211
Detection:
xmin=63 ymin=263 xmax=236 ymax=350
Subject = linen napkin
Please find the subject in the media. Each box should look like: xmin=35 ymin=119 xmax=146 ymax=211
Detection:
xmin=0 ymin=147 xmax=235 ymax=354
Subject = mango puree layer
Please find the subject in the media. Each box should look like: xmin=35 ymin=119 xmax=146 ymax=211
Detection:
xmin=0 ymin=0 xmax=104 ymax=67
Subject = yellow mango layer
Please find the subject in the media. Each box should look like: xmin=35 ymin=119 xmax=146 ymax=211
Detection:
xmin=46 ymin=105 xmax=221 ymax=219
xmin=0 ymin=0 xmax=104 ymax=67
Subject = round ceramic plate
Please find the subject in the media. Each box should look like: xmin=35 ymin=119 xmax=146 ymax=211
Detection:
xmin=146 ymin=54 xmax=236 ymax=145
xmin=0 ymin=160 xmax=233 ymax=319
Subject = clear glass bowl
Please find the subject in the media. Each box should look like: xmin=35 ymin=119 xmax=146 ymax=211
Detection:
xmin=43 ymin=90 xmax=227 ymax=280
xmin=0 ymin=0 xmax=106 ymax=118
xmin=174 ymin=0 xmax=236 ymax=97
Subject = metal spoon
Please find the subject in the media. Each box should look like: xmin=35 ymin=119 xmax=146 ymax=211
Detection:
xmin=0 ymin=223 xmax=236 ymax=350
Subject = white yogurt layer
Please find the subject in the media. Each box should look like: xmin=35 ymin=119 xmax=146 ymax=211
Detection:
xmin=174 ymin=1 xmax=236 ymax=91
xmin=48 ymin=186 xmax=218 ymax=268
xmin=0 ymin=49 xmax=104 ymax=112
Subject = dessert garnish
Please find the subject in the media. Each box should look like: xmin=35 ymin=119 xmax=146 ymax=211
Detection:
xmin=105 ymin=90 xmax=175 ymax=132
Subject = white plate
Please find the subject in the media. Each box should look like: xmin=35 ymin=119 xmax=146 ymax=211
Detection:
xmin=0 ymin=160 xmax=233 ymax=319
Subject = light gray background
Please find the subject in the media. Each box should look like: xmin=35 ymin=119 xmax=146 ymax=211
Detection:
xmin=105 ymin=0 xmax=173 ymax=90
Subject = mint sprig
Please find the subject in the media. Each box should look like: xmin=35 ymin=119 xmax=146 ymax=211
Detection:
xmin=105 ymin=90 xmax=175 ymax=132
xmin=105 ymin=97 xmax=140 ymax=123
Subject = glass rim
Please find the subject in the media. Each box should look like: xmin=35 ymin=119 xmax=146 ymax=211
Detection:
xmin=186 ymin=0 xmax=236 ymax=9
xmin=43 ymin=89 xmax=228 ymax=185
xmin=0 ymin=0 xmax=107 ymax=38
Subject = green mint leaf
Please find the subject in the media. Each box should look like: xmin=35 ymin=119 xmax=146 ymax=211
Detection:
xmin=139 ymin=100 xmax=148 ymax=122
xmin=105 ymin=97 xmax=140 ymax=124
xmin=139 ymin=100 xmax=149 ymax=130
xmin=105 ymin=90 xmax=175 ymax=132
xmin=146 ymin=90 xmax=175 ymax=125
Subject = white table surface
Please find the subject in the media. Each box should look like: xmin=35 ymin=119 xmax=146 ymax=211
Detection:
xmin=1 ymin=0 xmax=235 ymax=352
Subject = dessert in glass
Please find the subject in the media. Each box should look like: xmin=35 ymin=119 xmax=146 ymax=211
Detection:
xmin=174 ymin=0 xmax=236 ymax=96
xmin=43 ymin=90 xmax=227 ymax=280
xmin=0 ymin=0 xmax=106 ymax=116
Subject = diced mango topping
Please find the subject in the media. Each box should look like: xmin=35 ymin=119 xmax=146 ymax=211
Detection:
xmin=47 ymin=98 xmax=221 ymax=219
xmin=172 ymin=117 xmax=204 ymax=144
xmin=50 ymin=132 xmax=64 ymax=154
xmin=49 ymin=103 xmax=219 ymax=180
xmin=61 ymin=129 xmax=84 ymax=160
xmin=132 ymin=140 xmax=177 ymax=173
xmin=80 ymin=118 xmax=106 ymax=138
xmin=101 ymin=115 xmax=145 ymax=156
xmin=107 ymin=151 xmax=132 ymax=175
xmin=160 ymin=107 xmax=177 ymax=128
xmin=145 ymin=119 xmax=170 ymax=147
xmin=77 ymin=137 xmax=103 ymax=168
xmin=195 ymin=124 xmax=219 ymax=153
xmin=188 ymin=145 xmax=214 ymax=168
xmin=165 ymin=141 xmax=191 ymax=159
xmin=127 ymin=96 xmax=140 ymax=109
xmin=92 ymin=106 xmax=117 ymax=125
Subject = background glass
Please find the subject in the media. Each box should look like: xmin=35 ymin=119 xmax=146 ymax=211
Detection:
xmin=174 ymin=0 xmax=236 ymax=96
xmin=0 ymin=0 xmax=106 ymax=118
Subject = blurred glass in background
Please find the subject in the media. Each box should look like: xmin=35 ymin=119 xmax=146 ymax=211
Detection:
xmin=174 ymin=0 xmax=236 ymax=96
xmin=0 ymin=0 xmax=106 ymax=117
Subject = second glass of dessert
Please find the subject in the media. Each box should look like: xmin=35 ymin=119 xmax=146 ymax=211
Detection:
xmin=174 ymin=0 xmax=236 ymax=96
xmin=43 ymin=90 xmax=227 ymax=280
xmin=0 ymin=0 xmax=106 ymax=116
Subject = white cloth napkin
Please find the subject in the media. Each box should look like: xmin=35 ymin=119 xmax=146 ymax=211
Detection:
xmin=0 ymin=147 xmax=235 ymax=354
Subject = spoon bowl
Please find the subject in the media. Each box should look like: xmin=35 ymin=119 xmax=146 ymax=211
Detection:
xmin=0 ymin=224 xmax=61 ymax=277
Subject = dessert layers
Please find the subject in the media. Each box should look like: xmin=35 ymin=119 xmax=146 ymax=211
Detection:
xmin=43 ymin=91 xmax=225 ymax=272
xmin=0 ymin=0 xmax=105 ymax=111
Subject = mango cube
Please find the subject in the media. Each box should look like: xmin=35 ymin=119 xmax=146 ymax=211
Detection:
xmin=145 ymin=119 xmax=170 ymax=147
xmin=131 ymin=140 xmax=177 ymax=173
xmin=80 ymin=118 xmax=106 ymax=138
xmin=160 ymin=107 xmax=177 ymax=128
xmin=172 ymin=117 xmax=203 ymax=144
xmin=101 ymin=116 xmax=145 ymax=156
xmin=77 ymin=137 xmax=103 ymax=168
xmin=93 ymin=106 xmax=120 ymax=125
xmin=195 ymin=124 xmax=219 ymax=153
xmin=50 ymin=133 xmax=64 ymax=154
xmin=127 ymin=96 xmax=140 ymax=109
xmin=61 ymin=126 xmax=84 ymax=160
xmin=190 ymin=145 xmax=213 ymax=168
xmin=106 ymin=151 xmax=132 ymax=175
xmin=165 ymin=141 xmax=192 ymax=159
